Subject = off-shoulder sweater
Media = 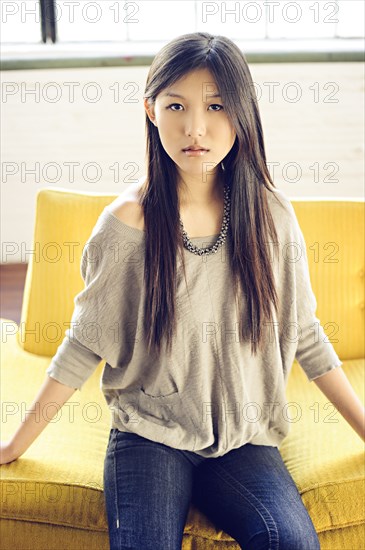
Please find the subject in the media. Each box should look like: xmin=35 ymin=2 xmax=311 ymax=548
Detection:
xmin=46 ymin=186 xmax=343 ymax=458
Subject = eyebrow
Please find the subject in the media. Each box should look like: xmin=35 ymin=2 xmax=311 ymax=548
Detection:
xmin=162 ymin=92 xmax=221 ymax=99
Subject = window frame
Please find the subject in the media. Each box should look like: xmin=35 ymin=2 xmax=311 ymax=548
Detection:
xmin=1 ymin=0 xmax=364 ymax=69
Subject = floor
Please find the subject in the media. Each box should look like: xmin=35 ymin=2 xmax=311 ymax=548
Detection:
xmin=0 ymin=264 xmax=28 ymax=325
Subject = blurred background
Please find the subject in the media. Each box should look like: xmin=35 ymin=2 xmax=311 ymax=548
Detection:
xmin=1 ymin=0 xmax=364 ymax=321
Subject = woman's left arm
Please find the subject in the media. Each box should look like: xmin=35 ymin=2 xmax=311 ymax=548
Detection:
xmin=313 ymin=366 xmax=365 ymax=442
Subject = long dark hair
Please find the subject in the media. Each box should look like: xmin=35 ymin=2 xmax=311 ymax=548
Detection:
xmin=139 ymin=31 xmax=285 ymax=357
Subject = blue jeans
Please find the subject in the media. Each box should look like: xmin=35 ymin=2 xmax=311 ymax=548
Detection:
xmin=103 ymin=429 xmax=320 ymax=550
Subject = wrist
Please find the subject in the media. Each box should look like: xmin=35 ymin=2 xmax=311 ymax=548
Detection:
xmin=9 ymin=439 xmax=25 ymax=460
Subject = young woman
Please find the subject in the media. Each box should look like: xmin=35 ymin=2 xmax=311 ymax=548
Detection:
xmin=1 ymin=32 xmax=364 ymax=550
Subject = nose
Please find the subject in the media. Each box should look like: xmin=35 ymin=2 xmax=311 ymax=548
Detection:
xmin=185 ymin=110 xmax=206 ymax=137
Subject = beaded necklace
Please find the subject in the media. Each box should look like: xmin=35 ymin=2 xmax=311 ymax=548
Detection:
xmin=179 ymin=183 xmax=231 ymax=256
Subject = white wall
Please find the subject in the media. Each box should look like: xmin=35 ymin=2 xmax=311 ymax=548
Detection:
xmin=1 ymin=63 xmax=364 ymax=263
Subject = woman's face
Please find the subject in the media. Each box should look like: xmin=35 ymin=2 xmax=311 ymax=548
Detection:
xmin=144 ymin=67 xmax=236 ymax=181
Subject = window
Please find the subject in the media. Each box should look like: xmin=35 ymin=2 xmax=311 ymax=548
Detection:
xmin=1 ymin=0 xmax=364 ymax=68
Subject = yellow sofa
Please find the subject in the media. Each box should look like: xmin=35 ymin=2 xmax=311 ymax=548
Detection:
xmin=1 ymin=187 xmax=364 ymax=550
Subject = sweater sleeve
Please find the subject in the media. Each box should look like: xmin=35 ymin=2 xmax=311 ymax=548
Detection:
xmin=290 ymin=212 xmax=343 ymax=382
xmin=46 ymin=332 xmax=103 ymax=391
xmin=45 ymin=221 xmax=105 ymax=392
xmin=47 ymin=208 xmax=146 ymax=391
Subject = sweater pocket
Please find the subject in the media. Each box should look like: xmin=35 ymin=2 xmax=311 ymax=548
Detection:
xmin=114 ymin=386 xmax=196 ymax=449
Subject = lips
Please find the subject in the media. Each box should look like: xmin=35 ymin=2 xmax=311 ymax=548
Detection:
xmin=182 ymin=146 xmax=209 ymax=151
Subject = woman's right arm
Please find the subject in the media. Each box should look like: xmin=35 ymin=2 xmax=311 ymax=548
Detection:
xmin=0 ymin=375 xmax=77 ymax=465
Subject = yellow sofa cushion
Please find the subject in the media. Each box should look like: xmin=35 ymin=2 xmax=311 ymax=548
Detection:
xmin=1 ymin=319 xmax=364 ymax=548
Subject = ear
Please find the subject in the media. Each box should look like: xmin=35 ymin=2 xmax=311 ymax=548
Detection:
xmin=144 ymin=98 xmax=157 ymax=126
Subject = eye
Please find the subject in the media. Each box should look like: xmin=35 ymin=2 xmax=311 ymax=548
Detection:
xmin=209 ymin=104 xmax=223 ymax=111
xmin=166 ymin=103 xmax=183 ymax=111
xmin=165 ymin=103 xmax=224 ymax=111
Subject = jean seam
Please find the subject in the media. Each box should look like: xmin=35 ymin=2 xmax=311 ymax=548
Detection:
xmin=112 ymin=430 xmax=120 ymax=532
xmin=204 ymin=461 xmax=279 ymax=550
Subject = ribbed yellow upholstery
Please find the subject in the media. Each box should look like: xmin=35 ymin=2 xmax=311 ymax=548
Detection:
xmin=18 ymin=188 xmax=117 ymax=357
xmin=1 ymin=188 xmax=364 ymax=549
xmin=290 ymin=200 xmax=364 ymax=361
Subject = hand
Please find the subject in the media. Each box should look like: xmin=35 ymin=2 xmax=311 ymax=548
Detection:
xmin=0 ymin=441 xmax=19 ymax=465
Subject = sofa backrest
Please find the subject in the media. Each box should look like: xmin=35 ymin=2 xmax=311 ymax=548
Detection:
xmin=18 ymin=188 xmax=118 ymax=357
xmin=18 ymin=188 xmax=364 ymax=361
xmin=291 ymin=199 xmax=364 ymax=361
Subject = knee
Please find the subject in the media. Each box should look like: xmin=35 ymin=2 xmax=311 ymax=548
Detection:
xmin=280 ymin=531 xmax=320 ymax=550
xmin=279 ymin=529 xmax=320 ymax=550
xmin=245 ymin=530 xmax=271 ymax=550
xmin=245 ymin=525 xmax=320 ymax=550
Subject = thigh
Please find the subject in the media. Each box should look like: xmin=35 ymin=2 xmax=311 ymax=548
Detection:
xmin=103 ymin=428 xmax=194 ymax=550
xmin=191 ymin=443 xmax=320 ymax=550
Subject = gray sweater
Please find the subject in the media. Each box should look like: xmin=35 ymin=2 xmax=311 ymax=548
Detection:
xmin=46 ymin=187 xmax=342 ymax=457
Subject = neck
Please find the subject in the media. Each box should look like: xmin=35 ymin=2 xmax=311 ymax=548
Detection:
xmin=177 ymin=171 xmax=224 ymax=208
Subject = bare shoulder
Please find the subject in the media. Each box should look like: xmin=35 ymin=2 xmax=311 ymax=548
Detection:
xmin=110 ymin=200 xmax=145 ymax=231
xmin=107 ymin=180 xmax=145 ymax=231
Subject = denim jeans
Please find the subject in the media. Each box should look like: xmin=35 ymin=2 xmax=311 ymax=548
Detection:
xmin=103 ymin=428 xmax=320 ymax=550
